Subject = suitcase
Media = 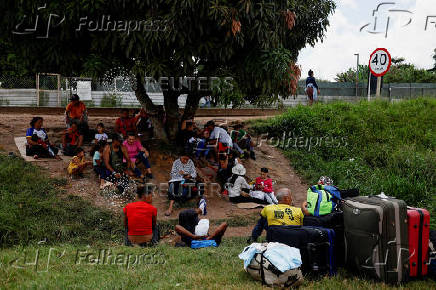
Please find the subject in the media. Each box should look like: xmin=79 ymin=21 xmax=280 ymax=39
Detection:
xmin=303 ymin=211 xmax=345 ymax=267
xmin=267 ymin=225 xmax=337 ymax=276
xmin=407 ymin=207 xmax=430 ymax=277
xmin=343 ymin=195 xmax=409 ymax=284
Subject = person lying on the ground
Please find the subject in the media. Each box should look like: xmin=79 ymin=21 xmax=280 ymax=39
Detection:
xmin=91 ymin=140 xmax=112 ymax=189
xmin=62 ymin=122 xmax=84 ymax=156
xmin=205 ymin=120 xmax=233 ymax=156
xmin=115 ymin=108 xmax=136 ymax=140
xmin=67 ymin=147 xmax=92 ymax=178
xmin=165 ymin=154 xmax=199 ymax=216
xmin=25 ymin=117 xmax=61 ymax=160
xmin=175 ymin=207 xmax=227 ymax=247
xmin=123 ymin=186 xmax=158 ymax=247
xmin=249 ymin=167 xmax=278 ymax=205
xmin=231 ymin=123 xmax=256 ymax=160
xmin=94 ymin=123 xmax=108 ymax=143
xmin=248 ymin=188 xmax=304 ymax=242
xmin=123 ymin=132 xmax=153 ymax=181
xmin=301 ymin=176 xmax=358 ymax=216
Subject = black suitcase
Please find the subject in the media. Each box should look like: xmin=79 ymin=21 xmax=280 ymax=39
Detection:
xmin=343 ymin=195 xmax=409 ymax=284
xmin=267 ymin=225 xmax=337 ymax=276
xmin=303 ymin=211 xmax=345 ymax=267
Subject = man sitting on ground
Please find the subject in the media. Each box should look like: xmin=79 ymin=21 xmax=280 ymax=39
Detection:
xmin=123 ymin=186 xmax=158 ymax=246
xmin=231 ymin=123 xmax=256 ymax=160
xmin=165 ymin=154 xmax=198 ymax=216
xmin=115 ymin=108 xmax=136 ymax=140
xmin=175 ymin=207 xmax=227 ymax=247
xmin=248 ymin=188 xmax=304 ymax=242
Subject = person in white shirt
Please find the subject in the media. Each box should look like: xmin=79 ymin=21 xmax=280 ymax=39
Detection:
xmin=165 ymin=154 xmax=198 ymax=216
xmin=94 ymin=123 xmax=109 ymax=143
xmin=227 ymin=164 xmax=268 ymax=204
xmin=206 ymin=120 xmax=233 ymax=161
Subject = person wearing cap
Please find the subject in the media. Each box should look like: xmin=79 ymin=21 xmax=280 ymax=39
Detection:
xmin=65 ymin=94 xmax=88 ymax=132
xmin=205 ymin=120 xmax=233 ymax=157
xmin=175 ymin=207 xmax=227 ymax=247
xmin=123 ymin=186 xmax=158 ymax=246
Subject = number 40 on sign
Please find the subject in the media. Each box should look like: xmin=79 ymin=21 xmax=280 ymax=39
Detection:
xmin=368 ymin=48 xmax=392 ymax=100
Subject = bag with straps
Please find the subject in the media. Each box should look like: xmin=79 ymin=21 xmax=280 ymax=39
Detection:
xmin=306 ymin=185 xmax=341 ymax=216
xmin=246 ymin=251 xmax=303 ymax=288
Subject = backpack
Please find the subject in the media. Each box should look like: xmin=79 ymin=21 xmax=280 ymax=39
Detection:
xmin=306 ymin=185 xmax=341 ymax=216
xmin=246 ymin=250 xmax=303 ymax=288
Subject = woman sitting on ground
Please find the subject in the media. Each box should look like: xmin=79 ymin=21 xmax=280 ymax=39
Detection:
xmin=67 ymin=147 xmax=92 ymax=178
xmin=227 ymin=164 xmax=268 ymax=204
xmin=165 ymin=154 xmax=198 ymax=216
xmin=25 ymin=117 xmax=61 ymax=160
xmin=123 ymin=132 xmax=153 ymax=181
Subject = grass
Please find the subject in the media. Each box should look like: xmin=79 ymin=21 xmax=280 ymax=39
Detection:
xmin=1 ymin=238 xmax=435 ymax=289
xmin=250 ymin=98 xmax=436 ymax=228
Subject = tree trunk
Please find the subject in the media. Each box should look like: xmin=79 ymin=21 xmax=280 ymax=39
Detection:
xmin=134 ymin=74 xmax=169 ymax=142
xmin=182 ymin=92 xmax=202 ymax=121
xmin=163 ymin=90 xmax=181 ymax=142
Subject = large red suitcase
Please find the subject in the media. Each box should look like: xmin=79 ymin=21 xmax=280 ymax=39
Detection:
xmin=407 ymin=207 xmax=430 ymax=277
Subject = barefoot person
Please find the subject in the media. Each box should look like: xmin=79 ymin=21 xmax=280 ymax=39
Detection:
xmin=175 ymin=207 xmax=227 ymax=247
xmin=25 ymin=117 xmax=60 ymax=160
xmin=305 ymin=70 xmax=320 ymax=106
xmin=67 ymin=147 xmax=92 ymax=178
xmin=123 ymin=186 xmax=158 ymax=247
xmin=123 ymin=132 xmax=153 ymax=181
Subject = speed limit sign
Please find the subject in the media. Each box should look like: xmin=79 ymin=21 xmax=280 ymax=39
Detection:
xmin=369 ymin=48 xmax=392 ymax=77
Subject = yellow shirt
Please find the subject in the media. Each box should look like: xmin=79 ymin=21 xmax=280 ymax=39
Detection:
xmin=261 ymin=204 xmax=304 ymax=226
xmin=67 ymin=155 xmax=85 ymax=175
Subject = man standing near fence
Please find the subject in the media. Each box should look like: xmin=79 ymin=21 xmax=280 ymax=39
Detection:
xmin=65 ymin=94 xmax=89 ymax=136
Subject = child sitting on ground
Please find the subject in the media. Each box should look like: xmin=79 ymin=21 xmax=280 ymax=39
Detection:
xmin=91 ymin=141 xmax=111 ymax=189
xmin=94 ymin=123 xmax=108 ymax=143
xmin=67 ymin=147 xmax=92 ymax=178
xmin=250 ymin=168 xmax=278 ymax=204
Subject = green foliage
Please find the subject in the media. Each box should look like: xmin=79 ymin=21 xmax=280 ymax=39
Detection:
xmin=251 ymin=99 xmax=436 ymax=228
xmin=100 ymin=94 xmax=122 ymax=108
xmin=336 ymin=57 xmax=436 ymax=83
xmin=0 ymin=154 xmax=122 ymax=248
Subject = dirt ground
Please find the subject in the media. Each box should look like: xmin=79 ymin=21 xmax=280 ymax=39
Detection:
xmin=0 ymin=112 xmax=309 ymax=238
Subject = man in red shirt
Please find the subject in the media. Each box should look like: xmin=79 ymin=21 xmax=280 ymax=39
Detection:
xmin=115 ymin=109 xmax=136 ymax=140
xmin=123 ymin=186 xmax=158 ymax=246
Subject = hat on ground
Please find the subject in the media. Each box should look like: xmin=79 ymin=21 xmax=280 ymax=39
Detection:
xmin=232 ymin=163 xmax=246 ymax=176
xmin=69 ymin=94 xmax=80 ymax=101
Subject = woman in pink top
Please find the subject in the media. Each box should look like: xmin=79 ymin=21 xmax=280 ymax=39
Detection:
xmin=123 ymin=132 xmax=153 ymax=180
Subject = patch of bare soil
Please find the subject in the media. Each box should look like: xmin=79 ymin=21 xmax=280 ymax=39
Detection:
xmin=0 ymin=113 xmax=308 ymax=238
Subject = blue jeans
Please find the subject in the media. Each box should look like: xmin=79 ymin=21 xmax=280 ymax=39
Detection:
xmin=133 ymin=152 xmax=151 ymax=177
xmin=251 ymin=217 xmax=268 ymax=241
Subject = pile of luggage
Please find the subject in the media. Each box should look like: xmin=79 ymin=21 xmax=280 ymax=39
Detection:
xmin=241 ymin=184 xmax=436 ymax=287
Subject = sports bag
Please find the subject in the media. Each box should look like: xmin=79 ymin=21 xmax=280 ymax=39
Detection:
xmin=246 ymin=251 xmax=303 ymax=287
xmin=190 ymin=240 xmax=217 ymax=249
xmin=306 ymin=185 xmax=340 ymax=216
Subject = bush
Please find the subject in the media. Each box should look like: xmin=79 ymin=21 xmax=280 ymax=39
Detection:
xmin=0 ymin=154 xmax=122 ymax=248
xmin=251 ymin=98 xmax=436 ymax=227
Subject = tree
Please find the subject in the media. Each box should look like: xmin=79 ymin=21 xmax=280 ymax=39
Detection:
xmin=1 ymin=0 xmax=335 ymax=142
xmin=336 ymin=57 xmax=436 ymax=83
